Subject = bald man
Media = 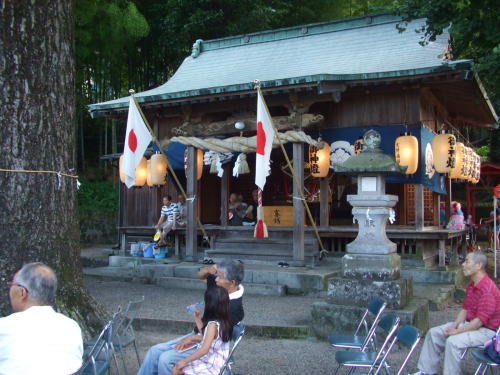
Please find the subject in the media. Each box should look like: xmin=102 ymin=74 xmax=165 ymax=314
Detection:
xmin=0 ymin=262 xmax=83 ymax=375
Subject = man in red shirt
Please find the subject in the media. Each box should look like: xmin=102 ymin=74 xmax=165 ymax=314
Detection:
xmin=412 ymin=251 xmax=500 ymax=375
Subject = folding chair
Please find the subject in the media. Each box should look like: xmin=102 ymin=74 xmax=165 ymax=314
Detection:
xmin=113 ymin=296 xmax=145 ymax=375
xmin=77 ymin=309 xmax=122 ymax=375
xmin=460 ymin=326 xmax=500 ymax=361
xmin=333 ymin=314 xmax=400 ymax=375
xmin=219 ymin=323 xmax=246 ymax=375
xmin=466 ymin=326 xmax=500 ymax=375
xmin=470 ymin=347 xmax=500 ymax=375
xmin=329 ymin=297 xmax=387 ymax=351
xmin=365 ymin=325 xmax=421 ymax=375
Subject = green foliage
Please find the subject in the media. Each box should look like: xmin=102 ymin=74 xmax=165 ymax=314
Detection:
xmin=77 ymin=180 xmax=118 ymax=211
xmin=476 ymin=145 xmax=490 ymax=157
xmin=395 ymin=0 xmax=500 ymax=101
xmin=76 ymin=0 xmax=150 ymax=102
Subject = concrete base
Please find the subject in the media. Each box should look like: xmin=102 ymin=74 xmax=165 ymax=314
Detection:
xmin=342 ymin=252 xmax=401 ymax=280
xmin=311 ymin=297 xmax=429 ymax=339
xmin=327 ymin=276 xmax=412 ymax=309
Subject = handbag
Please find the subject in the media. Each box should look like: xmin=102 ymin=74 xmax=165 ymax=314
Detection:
xmin=484 ymin=331 xmax=500 ymax=364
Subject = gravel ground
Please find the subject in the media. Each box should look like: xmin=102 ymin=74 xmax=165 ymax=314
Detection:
xmin=85 ymin=277 xmax=319 ymax=326
xmin=84 ymin=276 xmax=486 ymax=375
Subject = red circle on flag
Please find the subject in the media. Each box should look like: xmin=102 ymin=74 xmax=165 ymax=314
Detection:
xmin=256 ymin=121 xmax=266 ymax=155
xmin=128 ymin=129 xmax=138 ymax=152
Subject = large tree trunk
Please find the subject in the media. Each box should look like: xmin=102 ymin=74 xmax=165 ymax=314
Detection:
xmin=0 ymin=0 xmax=103 ymax=336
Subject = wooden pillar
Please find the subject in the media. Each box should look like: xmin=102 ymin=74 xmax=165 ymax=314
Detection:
xmin=433 ymin=192 xmax=440 ymax=226
xmin=438 ymin=239 xmax=446 ymax=268
xmin=292 ymin=142 xmax=305 ymax=266
xmin=220 ymin=165 xmax=229 ymax=225
xmin=415 ymin=184 xmax=424 ymax=230
xmin=119 ymin=182 xmax=125 ymax=254
xmin=185 ymin=146 xmax=198 ymax=261
xmin=320 ymin=177 xmax=330 ymax=227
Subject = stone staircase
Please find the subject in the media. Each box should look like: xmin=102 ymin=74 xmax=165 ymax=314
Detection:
xmin=204 ymin=227 xmax=319 ymax=264
xmin=402 ymin=267 xmax=461 ymax=311
xmin=83 ymin=255 xmax=338 ymax=297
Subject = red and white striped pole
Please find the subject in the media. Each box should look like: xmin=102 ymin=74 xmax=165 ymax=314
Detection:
xmin=254 ymin=188 xmax=268 ymax=238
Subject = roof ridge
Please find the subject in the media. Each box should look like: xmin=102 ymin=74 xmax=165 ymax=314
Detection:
xmin=194 ymin=13 xmax=404 ymax=56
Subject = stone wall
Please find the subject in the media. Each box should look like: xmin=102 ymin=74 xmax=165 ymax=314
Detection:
xmin=79 ymin=208 xmax=117 ymax=244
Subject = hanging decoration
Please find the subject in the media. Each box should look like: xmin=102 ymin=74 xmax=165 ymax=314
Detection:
xmin=134 ymin=157 xmax=148 ymax=186
xmin=432 ymin=132 xmax=456 ymax=173
xmin=449 ymin=142 xmax=464 ymax=179
xmin=120 ymin=154 xmax=147 ymax=186
xmin=233 ymin=153 xmax=250 ymax=177
xmin=210 ymin=153 xmax=220 ymax=174
xmin=395 ymin=133 xmax=419 ymax=174
xmin=119 ymin=155 xmax=126 ymax=183
xmin=462 ymin=146 xmax=472 ymax=181
xmin=146 ymin=160 xmax=154 ymax=187
xmin=197 ymin=149 xmax=203 ymax=180
xmin=150 ymin=153 xmax=168 ymax=185
xmin=309 ymin=141 xmax=330 ymax=178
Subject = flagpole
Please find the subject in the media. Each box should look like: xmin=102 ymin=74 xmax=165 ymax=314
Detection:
xmin=254 ymin=82 xmax=325 ymax=253
xmin=129 ymin=90 xmax=209 ymax=244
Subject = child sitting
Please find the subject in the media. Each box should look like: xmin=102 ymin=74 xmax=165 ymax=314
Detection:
xmin=446 ymin=201 xmax=465 ymax=230
xmin=173 ymin=286 xmax=233 ymax=375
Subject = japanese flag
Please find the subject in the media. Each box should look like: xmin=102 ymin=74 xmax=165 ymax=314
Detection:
xmin=255 ymin=89 xmax=274 ymax=190
xmin=122 ymin=97 xmax=152 ymax=188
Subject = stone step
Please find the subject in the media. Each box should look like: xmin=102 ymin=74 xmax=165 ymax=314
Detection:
xmin=205 ymin=248 xmax=319 ymax=263
xmin=214 ymin=241 xmax=318 ymax=252
xmin=157 ymin=277 xmax=286 ymax=296
xmin=401 ymin=268 xmax=456 ymax=284
xmin=84 ymin=257 xmax=338 ymax=295
xmin=414 ymin=282 xmax=456 ymax=311
xmin=312 ymin=297 xmax=429 ymax=338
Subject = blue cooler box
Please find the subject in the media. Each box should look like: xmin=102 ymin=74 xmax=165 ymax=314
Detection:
xmin=155 ymin=247 xmax=168 ymax=259
xmin=143 ymin=243 xmax=155 ymax=258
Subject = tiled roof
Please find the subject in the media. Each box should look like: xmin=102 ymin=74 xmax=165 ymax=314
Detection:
xmin=89 ymin=14 xmax=471 ymax=117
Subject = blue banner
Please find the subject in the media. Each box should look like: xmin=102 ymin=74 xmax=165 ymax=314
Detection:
xmin=312 ymin=126 xmax=446 ymax=194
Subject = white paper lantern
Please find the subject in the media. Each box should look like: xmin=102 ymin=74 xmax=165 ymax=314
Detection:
xmin=395 ymin=134 xmax=419 ymax=174
xmin=432 ymin=132 xmax=456 ymax=173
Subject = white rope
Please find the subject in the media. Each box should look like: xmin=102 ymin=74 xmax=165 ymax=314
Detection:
xmin=160 ymin=130 xmax=324 ymax=153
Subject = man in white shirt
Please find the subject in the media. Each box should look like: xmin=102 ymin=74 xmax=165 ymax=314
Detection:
xmin=155 ymin=195 xmax=179 ymax=248
xmin=0 ymin=262 xmax=83 ymax=375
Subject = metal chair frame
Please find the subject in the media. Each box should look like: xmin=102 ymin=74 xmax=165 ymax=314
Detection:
xmin=113 ymin=296 xmax=145 ymax=375
xmin=329 ymin=298 xmax=387 ymax=351
xmin=468 ymin=326 xmax=500 ymax=375
xmin=218 ymin=324 xmax=246 ymax=375
xmin=369 ymin=325 xmax=421 ymax=375
xmin=77 ymin=309 xmax=122 ymax=375
xmin=334 ymin=314 xmax=400 ymax=375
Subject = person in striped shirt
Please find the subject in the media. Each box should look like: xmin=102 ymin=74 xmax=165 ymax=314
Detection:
xmin=155 ymin=195 xmax=179 ymax=248
xmin=412 ymin=251 xmax=500 ymax=375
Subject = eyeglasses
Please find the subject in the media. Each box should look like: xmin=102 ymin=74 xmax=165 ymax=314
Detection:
xmin=7 ymin=281 xmax=29 ymax=293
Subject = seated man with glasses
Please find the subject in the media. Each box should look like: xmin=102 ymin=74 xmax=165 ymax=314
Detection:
xmin=0 ymin=262 xmax=83 ymax=375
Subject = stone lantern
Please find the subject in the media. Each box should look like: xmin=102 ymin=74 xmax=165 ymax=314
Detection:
xmin=329 ymin=129 xmax=411 ymax=309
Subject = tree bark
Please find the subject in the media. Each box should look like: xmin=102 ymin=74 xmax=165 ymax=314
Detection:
xmin=0 ymin=0 xmax=104 ymax=336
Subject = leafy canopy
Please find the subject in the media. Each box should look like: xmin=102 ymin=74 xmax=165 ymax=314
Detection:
xmin=395 ymin=0 xmax=500 ymax=102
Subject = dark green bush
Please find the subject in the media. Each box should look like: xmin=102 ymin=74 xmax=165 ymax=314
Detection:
xmin=77 ymin=180 xmax=118 ymax=210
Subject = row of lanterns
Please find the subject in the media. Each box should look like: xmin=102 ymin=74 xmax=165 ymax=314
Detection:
xmin=119 ymin=132 xmax=480 ymax=186
xmin=395 ymin=131 xmax=480 ymax=183
xmin=307 ymin=131 xmax=481 ymax=182
xmin=119 ymin=151 xmax=204 ymax=187
xmin=119 ymin=154 xmax=168 ymax=187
